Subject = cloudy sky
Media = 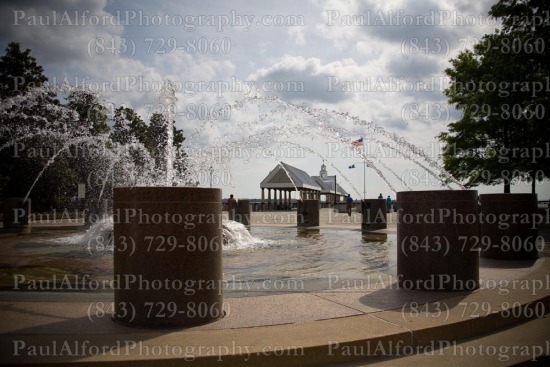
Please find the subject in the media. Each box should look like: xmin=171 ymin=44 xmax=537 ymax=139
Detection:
xmin=1 ymin=0 xmax=548 ymax=200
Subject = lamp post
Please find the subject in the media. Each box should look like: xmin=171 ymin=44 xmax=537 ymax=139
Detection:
xmin=334 ymin=175 xmax=337 ymax=205
xmin=209 ymin=166 xmax=214 ymax=188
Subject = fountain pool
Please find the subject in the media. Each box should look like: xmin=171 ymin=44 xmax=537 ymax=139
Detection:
xmin=0 ymin=223 xmax=395 ymax=294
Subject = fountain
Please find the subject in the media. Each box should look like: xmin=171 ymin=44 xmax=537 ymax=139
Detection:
xmin=1 ymin=62 xmax=548 ymax=367
xmin=3 ymin=84 xmax=541 ymax=331
xmin=110 ymin=82 xmax=224 ymax=328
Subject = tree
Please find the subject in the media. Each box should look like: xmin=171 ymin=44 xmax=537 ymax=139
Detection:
xmin=0 ymin=42 xmax=47 ymax=99
xmin=489 ymin=0 xmax=550 ymax=192
xmin=110 ymin=106 xmax=148 ymax=145
xmin=0 ymin=46 xmax=113 ymax=211
xmin=66 ymin=90 xmax=109 ymax=135
xmin=0 ymin=44 xmax=77 ymax=210
xmin=438 ymin=0 xmax=549 ymax=193
xmin=1 ymin=43 xmax=193 ymax=212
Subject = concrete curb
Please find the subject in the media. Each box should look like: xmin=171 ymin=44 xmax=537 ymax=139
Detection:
xmin=1 ymin=257 xmax=548 ymax=366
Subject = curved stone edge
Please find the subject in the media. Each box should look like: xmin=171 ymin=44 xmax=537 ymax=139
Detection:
xmin=1 ymin=257 xmax=548 ymax=366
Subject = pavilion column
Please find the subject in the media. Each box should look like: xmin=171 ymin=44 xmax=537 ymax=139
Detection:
xmin=268 ymin=189 xmax=272 ymax=210
xmin=261 ymin=188 xmax=265 ymax=211
xmin=288 ymin=190 xmax=292 ymax=208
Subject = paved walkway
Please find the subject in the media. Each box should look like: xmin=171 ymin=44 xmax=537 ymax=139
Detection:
xmin=0 ymin=210 xmax=549 ymax=366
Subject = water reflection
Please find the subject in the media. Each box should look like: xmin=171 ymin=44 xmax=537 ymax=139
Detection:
xmin=0 ymin=227 xmax=396 ymax=290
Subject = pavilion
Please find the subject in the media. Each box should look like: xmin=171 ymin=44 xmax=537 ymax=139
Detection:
xmin=260 ymin=162 xmax=347 ymax=209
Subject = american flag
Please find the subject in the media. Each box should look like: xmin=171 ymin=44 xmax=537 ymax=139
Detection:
xmin=351 ymin=137 xmax=363 ymax=146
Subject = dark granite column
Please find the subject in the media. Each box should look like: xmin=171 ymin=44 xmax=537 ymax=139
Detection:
xmin=397 ymin=190 xmax=480 ymax=291
xmin=361 ymin=199 xmax=387 ymax=231
xmin=3 ymin=198 xmax=31 ymax=228
xmin=297 ymin=199 xmax=320 ymax=227
xmin=236 ymin=199 xmax=251 ymax=226
xmin=479 ymin=193 xmax=538 ymax=260
xmin=113 ymin=187 xmax=223 ymax=328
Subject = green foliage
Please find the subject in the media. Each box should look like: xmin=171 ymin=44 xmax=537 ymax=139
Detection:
xmin=66 ymin=90 xmax=109 ymax=135
xmin=110 ymin=109 xmax=187 ymax=180
xmin=1 ymin=42 xmax=190 ymax=211
xmin=0 ymin=42 xmax=47 ymax=99
xmin=110 ymin=106 xmax=148 ymax=145
xmin=0 ymin=43 xmax=75 ymax=210
xmin=438 ymin=0 xmax=549 ymax=193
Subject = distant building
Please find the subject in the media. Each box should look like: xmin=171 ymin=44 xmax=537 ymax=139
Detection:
xmin=312 ymin=163 xmax=348 ymax=204
xmin=260 ymin=162 xmax=347 ymax=209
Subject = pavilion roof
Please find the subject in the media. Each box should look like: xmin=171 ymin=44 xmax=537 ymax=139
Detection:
xmin=312 ymin=175 xmax=348 ymax=196
xmin=260 ymin=162 xmax=322 ymax=191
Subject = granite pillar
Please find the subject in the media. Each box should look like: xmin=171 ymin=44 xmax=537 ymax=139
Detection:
xmin=361 ymin=199 xmax=387 ymax=231
xmin=297 ymin=199 xmax=320 ymax=227
xmin=3 ymin=198 xmax=31 ymax=228
xmin=113 ymin=187 xmax=223 ymax=328
xmin=236 ymin=199 xmax=251 ymax=226
xmin=397 ymin=190 xmax=479 ymax=291
xmin=479 ymin=193 xmax=538 ymax=260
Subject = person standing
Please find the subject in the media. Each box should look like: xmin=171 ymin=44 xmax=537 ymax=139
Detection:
xmin=386 ymin=195 xmax=392 ymax=211
xmin=378 ymin=193 xmax=383 ymax=199
xmin=346 ymin=194 xmax=353 ymax=216
xmin=227 ymin=194 xmax=237 ymax=220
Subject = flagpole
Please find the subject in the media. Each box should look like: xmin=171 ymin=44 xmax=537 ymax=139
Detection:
xmin=363 ymin=142 xmax=366 ymax=200
xmin=350 ymin=137 xmax=367 ymax=200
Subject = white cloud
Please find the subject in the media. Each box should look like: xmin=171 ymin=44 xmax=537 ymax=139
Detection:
xmin=1 ymin=0 xmax=547 ymax=199
xmin=288 ymin=27 xmax=306 ymax=45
